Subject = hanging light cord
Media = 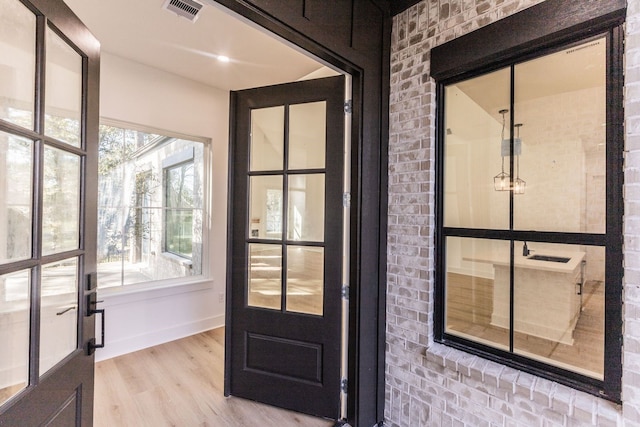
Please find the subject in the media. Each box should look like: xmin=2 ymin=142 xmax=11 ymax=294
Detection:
xmin=500 ymin=110 xmax=506 ymax=174
xmin=515 ymin=123 xmax=521 ymax=179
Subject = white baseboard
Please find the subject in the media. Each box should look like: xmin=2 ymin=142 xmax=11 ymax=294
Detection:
xmin=0 ymin=364 xmax=27 ymax=391
xmin=95 ymin=314 xmax=225 ymax=362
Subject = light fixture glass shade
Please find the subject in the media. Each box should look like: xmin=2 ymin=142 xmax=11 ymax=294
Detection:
xmin=494 ymin=172 xmax=510 ymax=191
xmin=513 ymin=177 xmax=526 ymax=194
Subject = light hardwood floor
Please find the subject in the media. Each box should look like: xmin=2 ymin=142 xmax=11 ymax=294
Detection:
xmin=94 ymin=328 xmax=334 ymax=427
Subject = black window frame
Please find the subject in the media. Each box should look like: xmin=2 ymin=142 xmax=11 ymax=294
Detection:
xmin=163 ymin=159 xmax=195 ymax=260
xmin=431 ymin=0 xmax=625 ymax=402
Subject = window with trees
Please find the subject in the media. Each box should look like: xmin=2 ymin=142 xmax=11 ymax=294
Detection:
xmin=164 ymin=159 xmax=195 ymax=259
xmin=97 ymin=122 xmax=207 ymax=288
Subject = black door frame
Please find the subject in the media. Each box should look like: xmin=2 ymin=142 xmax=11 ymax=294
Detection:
xmin=216 ymin=1 xmax=391 ymax=426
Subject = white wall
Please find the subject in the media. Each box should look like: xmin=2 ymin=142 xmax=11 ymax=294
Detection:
xmin=95 ymin=52 xmax=229 ymax=361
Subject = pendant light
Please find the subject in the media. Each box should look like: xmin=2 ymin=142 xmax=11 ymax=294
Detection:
xmin=513 ymin=123 xmax=526 ymax=195
xmin=493 ymin=109 xmax=526 ymax=195
xmin=493 ymin=109 xmax=510 ymax=191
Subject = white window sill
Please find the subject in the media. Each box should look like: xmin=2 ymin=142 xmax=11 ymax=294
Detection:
xmin=160 ymin=251 xmax=193 ymax=266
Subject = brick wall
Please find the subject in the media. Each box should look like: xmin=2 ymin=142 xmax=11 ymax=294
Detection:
xmin=386 ymin=0 xmax=638 ymax=425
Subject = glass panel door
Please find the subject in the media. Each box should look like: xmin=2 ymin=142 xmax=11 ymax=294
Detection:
xmin=0 ymin=0 xmax=38 ymax=406
xmin=44 ymin=27 xmax=82 ymax=147
xmin=0 ymin=132 xmax=33 ymax=264
xmin=0 ymin=0 xmax=36 ymax=129
xmin=39 ymin=258 xmax=78 ymax=376
xmin=0 ymin=0 xmax=94 ymax=418
xmin=247 ymin=102 xmax=328 ymax=316
xmin=0 ymin=270 xmax=30 ymax=405
xmin=228 ymin=75 xmax=344 ymax=419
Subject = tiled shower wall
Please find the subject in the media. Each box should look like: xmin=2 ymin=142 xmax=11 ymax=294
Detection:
xmin=386 ymin=0 xmax=640 ymax=425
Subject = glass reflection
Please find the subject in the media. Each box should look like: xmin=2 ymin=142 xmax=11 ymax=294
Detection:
xmin=45 ymin=27 xmax=82 ymax=147
xmin=0 ymin=132 xmax=32 ymax=264
xmin=514 ymin=37 xmax=606 ymax=233
xmin=247 ymin=243 xmax=281 ymax=310
xmin=289 ymin=102 xmax=326 ymax=170
xmin=287 ymin=174 xmax=324 ymax=242
xmin=250 ymin=106 xmax=284 ymax=171
xmin=444 ymin=68 xmax=511 ymax=230
xmin=43 ymin=146 xmax=80 ymax=255
xmin=445 ymin=237 xmax=510 ymax=350
xmin=513 ymin=242 xmax=604 ymax=379
xmin=249 ymin=175 xmax=283 ymax=240
xmin=0 ymin=269 xmax=30 ymax=406
xmin=0 ymin=0 xmax=36 ymax=129
xmin=286 ymin=246 xmax=323 ymax=316
xmin=40 ymin=258 xmax=78 ymax=376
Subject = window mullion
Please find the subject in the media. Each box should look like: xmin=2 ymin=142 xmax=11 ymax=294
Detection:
xmin=509 ymin=64 xmax=516 ymax=354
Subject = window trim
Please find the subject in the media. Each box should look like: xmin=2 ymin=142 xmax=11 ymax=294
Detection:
xmin=432 ymin=2 xmax=625 ymax=402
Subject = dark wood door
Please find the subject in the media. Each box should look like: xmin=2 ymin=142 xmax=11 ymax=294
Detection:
xmin=226 ymin=75 xmax=345 ymax=419
xmin=0 ymin=0 xmax=99 ymax=425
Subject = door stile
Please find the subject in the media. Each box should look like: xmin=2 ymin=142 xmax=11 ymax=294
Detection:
xmin=29 ymin=12 xmax=46 ymax=388
xmin=0 ymin=0 xmax=99 ymax=423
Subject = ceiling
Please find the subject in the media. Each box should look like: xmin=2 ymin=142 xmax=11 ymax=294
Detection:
xmin=63 ymin=0 xmax=329 ymax=91
xmin=456 ymin=36 xmax=606 ymax=123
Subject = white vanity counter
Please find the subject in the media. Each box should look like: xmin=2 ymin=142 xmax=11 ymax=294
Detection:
xmin=492 ymin=251 xmax=585 ymax=345
xmin=467 ymin=250 xmax=585 ymax=345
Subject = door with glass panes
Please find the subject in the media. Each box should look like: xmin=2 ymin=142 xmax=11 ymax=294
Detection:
xmin=226 ymin=76 xmax=345 ymax=419
xmin=0 ymin=0 xmax=99 ymax=424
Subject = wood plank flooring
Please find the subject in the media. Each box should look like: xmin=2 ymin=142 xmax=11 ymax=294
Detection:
xmin=446 ymin=273 xmax=604 ymax=377
xmin=0 ymin=383 xmax=25 ymax=407
xmin=94 ymin=328 xmax=334 ymax=427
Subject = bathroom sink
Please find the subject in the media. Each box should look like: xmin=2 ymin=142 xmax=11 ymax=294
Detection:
xmin=527 ymin=254 xmax=570 ymax=263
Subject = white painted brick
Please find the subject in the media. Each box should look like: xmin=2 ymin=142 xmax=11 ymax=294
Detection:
xmin=550 ymin=386 xmax=574 ymax=417
xmin=386 ymin=0 xmax=635 ymax=425
xmin=498 ymin=366 xmax=520 ymax=392
xmin=510 ymin=406 xmax=545 ymax=427
xmin=532 ymin=378 xmax=554 ymax=407
xmin=571 ymin=392 xmax=596 ymax=424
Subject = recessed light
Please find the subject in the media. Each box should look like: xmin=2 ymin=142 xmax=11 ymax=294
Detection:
xmin=217 ymin=55 xmax=230 ymax=63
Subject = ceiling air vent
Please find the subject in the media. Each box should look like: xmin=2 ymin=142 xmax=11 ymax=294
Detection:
xmin=162 ymin=0 xmax=204 ymax=22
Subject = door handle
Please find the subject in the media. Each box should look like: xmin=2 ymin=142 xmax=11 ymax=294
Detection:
xmin=56 ymin=305 xmax=77 ymax=316
xmin=87 ymin=302 xmax=105 ymax=355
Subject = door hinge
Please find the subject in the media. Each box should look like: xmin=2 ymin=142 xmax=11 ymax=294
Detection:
xmin=340 ymin=378 xmax=348 ymax=393
xmin=341 ymin=285 xmax=349 ymax=300
xmin=344 ymin=100 xmax=352 ymax=114
xmin=343 ymin=192 xmax=351 ymax=208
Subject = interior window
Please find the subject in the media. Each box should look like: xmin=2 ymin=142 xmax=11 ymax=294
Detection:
xmin=97 ymin=123 xmax=207 ymax=288
xmin=438 ymin=34 xmax=619 ymax=394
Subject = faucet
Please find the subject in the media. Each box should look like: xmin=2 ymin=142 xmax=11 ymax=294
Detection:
xmin=523 ymin=242 xmax=530 ymax=256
